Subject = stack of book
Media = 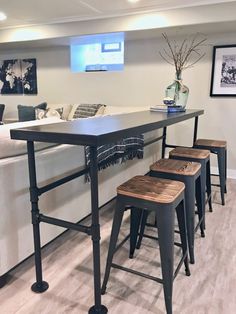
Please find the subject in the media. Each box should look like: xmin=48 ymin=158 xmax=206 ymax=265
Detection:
xmin=150 ymin=105 xmax=186 ymax=113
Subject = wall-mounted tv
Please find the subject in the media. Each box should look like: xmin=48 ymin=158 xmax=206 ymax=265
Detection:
xmin=70 ymin=32 xmax=124 ymax=72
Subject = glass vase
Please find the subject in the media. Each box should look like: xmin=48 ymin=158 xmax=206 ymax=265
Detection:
xmin=165 ymin=72 xmax=189 ymax=108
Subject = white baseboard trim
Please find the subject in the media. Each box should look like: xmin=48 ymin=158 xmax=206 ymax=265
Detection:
xmin=211 ymin=166 xmax=236 ymax=179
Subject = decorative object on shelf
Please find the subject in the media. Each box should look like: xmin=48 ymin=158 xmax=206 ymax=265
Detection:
xmin=150 ymin=105 xmax=185 ymax=113
xmin=0 ymin=58 xmax=37 ymax=95
xmin=210 ymin=44 xmax=236 ymax=97
xmin=165 ymin=71 xmax=189 ymax=108
xmin=160 ymin=33 xmax=207 ymax=108
xmin=163 ymin=97 xmax=175 ymax=105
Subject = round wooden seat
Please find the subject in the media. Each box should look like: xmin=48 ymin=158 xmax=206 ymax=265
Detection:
xmin=117 ymin=175 xmax=185 ymax=204
xmin=150 ymin=159 xmax=201 ymax=176
xmin=169 ymin=147 xmax=210 ymax=159
xmin=195 ymin=138 xmax=227 ymax=148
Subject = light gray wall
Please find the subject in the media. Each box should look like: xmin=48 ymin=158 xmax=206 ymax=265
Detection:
xmin=0 ymin=32 xmax=235 ymax=175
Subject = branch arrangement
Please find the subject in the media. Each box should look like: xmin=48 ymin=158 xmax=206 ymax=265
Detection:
xmin=159 ymin=33 xmax=207 ymax=77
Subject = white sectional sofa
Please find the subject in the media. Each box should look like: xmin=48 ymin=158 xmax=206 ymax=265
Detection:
xmin=0 ymin=106 xmax=160 ymax=285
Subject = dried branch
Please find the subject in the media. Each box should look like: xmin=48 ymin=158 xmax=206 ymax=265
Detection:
xmin=159 ymin=33 xmax=207 ymax=76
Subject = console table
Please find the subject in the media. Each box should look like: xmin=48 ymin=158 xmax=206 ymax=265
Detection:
xmin=10 ymin=109 xmax=203 ymax=313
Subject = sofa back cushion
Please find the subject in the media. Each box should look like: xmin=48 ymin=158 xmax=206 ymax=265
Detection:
xmin=36 ymin=107 xmax=63 ymax=120
xmin=47 ymin=104 xmax=73 ymax=120
xmin=68 ymin=104 xmax=106 ymax=120
xmin=18 ymin=102 xmax=47 ymax=121
xmin=0 ymin=117 xmax=63 ymax=159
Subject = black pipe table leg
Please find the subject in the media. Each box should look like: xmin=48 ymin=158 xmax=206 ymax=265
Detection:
xmin=161 ymin=127 xmax=167 ymax=158
xmin=27 ymin=141 xmax=49 ymax=293
xmin=88 ymin=146 xmax=108 ymax=314
xmin=193 ymin=116 xmax=199 ymax=145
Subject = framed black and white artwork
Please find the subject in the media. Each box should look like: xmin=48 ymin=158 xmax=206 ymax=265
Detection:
xmin=210 ymin=45 xmax=236 ymax=96
xmin=0 ymin=58 xmax=37 ymax=95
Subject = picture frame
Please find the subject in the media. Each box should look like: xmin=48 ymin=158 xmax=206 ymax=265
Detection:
xmin=0 ymin=58 xmax=37 ymax=95
xmin=210 ymin=44 xmax=236 ymax=97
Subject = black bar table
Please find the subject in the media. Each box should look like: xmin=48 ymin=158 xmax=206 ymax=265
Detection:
xmin=10 ymin=109 xmax=203 ymax=313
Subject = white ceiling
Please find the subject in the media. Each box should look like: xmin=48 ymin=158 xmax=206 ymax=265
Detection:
xmin=0 ymin=0 xmax=236 ymax=50
xmin=0 ymin=0 xmax=234 ymax=30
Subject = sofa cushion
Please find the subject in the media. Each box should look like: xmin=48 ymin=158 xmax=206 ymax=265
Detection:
xmin=0 ymin=117 xmax=63 ymax=159
xmin=47 ymin=104 xmax=73 ymax=120
xmin=17 ymin=102 xmax=47 ymax=121
xmin=68 ymin=104 xmax=106 ymax=120
xmin=36 ymin=107 xmax=63 ymax=120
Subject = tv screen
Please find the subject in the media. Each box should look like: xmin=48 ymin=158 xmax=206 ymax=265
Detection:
xmin=70 ymin=32 xmax=124 ymax=72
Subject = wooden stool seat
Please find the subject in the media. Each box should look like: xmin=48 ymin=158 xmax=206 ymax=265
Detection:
xmin=117 ymin=175 xmax=185 ymax=204
xmin=195 ymin=139 xmax=227 ymax=148
xmin=150 ymin=159 xmax=201 ymax=176
xmin=169 ymin=147 xmax=210 ymax=159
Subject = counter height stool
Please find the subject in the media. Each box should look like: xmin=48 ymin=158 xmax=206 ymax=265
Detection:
xmin=169 ymin=147 xmax=212 ymax=225
xmin=101 ymin=176 xmax=190 ymax=314
xmin=194 ymin=139 xmax=227 ymax=205
xmin=136 ymin=159 xmax=204 ymax=265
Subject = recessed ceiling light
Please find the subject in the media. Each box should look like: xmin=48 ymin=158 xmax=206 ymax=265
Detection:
xmin=0 ymin=11 xmax=7 ymax=21
xmin=128 ymin=0 xmax=140 ymax=3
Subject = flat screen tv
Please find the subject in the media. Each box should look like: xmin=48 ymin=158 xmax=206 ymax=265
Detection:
xmin=70 ymin=32 xmax=124 ymax=72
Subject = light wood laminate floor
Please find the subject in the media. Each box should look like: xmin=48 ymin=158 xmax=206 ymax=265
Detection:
xmin=0 ymin=179 xmax=236 ymax=314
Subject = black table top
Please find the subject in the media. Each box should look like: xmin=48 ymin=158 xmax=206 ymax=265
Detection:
xmin=10 ymin=109 xmax=203 ymax=146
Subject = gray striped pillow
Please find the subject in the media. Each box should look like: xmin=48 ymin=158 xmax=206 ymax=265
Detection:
xmin=73 ymin=104 xmax=104 ymax=119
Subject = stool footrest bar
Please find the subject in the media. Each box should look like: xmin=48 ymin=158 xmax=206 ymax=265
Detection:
xmin=114 ymin=234 xmax=130 ymax=254
xmin=173 ymin=252 xmax=188 ymax=279
xmin=142 ymin=234 xmax=182 ymax=248
xmin=111 ymin=263 xmax=163 ymax=284
xmin=211 ymin=183 xmax=220 ymax=187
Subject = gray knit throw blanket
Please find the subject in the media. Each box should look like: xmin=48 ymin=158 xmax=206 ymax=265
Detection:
xmin=85 ymin=135 xmax=144 ymax=180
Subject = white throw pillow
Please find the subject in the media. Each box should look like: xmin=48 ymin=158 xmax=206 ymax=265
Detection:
xmin=0 ymin=117 xmax=63 ymax=159
xmin=36 ymin=108 xmax=63 ymax=120
xmin=47 ymin=104 xmax=73 ymax=120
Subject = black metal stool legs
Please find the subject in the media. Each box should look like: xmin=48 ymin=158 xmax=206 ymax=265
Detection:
xmin=184 ymin=180 xmax=195 ymax=264
xmin=130 ymin=208 xmax=143 ymax=258
xmin=225 ymin=149 xmax=227 ymax=193
xmin=155 ymin=207 xmax=175 ymax=314
xmin=206 ymin=160 xmax=213 ymax=211
xmin=218 ymin=148 xmax=226 ymax=205
xmin=136 ymin=210 xmax=148 ymax=250
xmin=195 ymin=176 xmax=205 ymax=237
xmin=175 ymin=200 xmax=191 ymax=276
xmin=101 ymin=199 xmax=125 ymax=295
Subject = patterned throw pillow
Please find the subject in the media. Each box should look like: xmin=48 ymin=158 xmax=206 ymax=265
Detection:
xmin=72 ymin=104 xmax=105 ymax=119
xmin=36 ymin=108 xmax=63 ymax=120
